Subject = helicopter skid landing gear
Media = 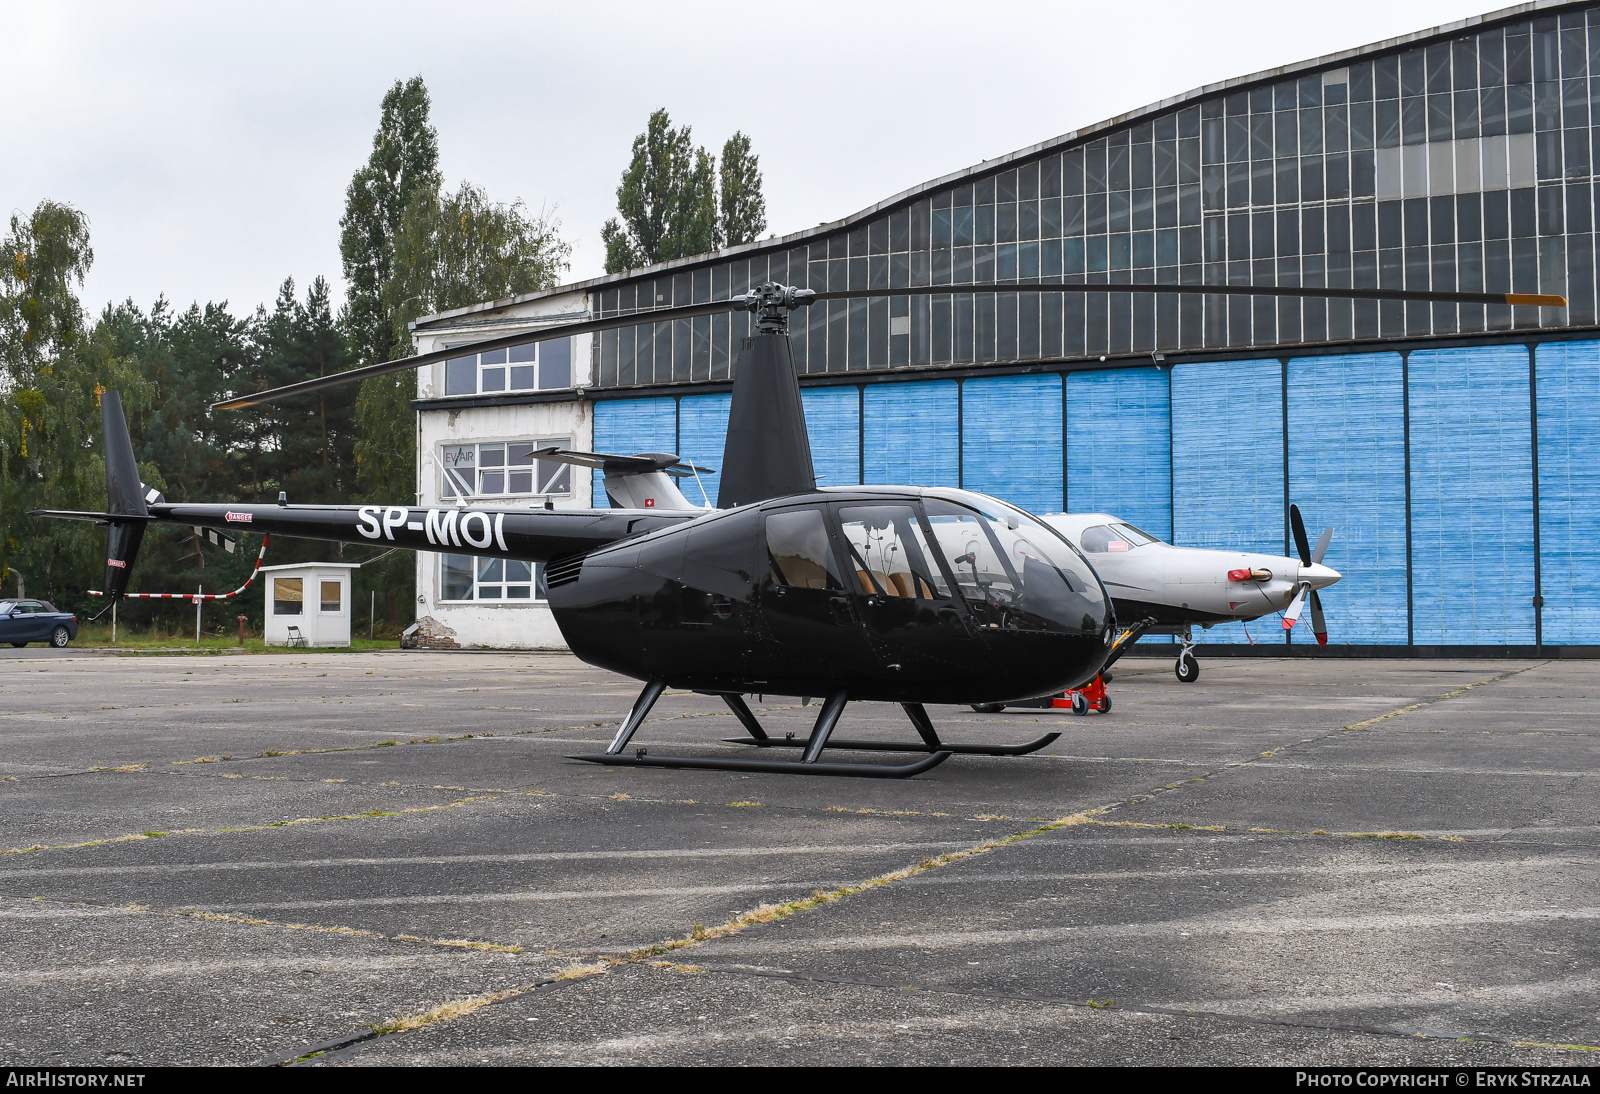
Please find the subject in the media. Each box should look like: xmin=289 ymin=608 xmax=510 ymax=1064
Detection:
xmin=570 ymin=682 xmax=954 ymax=778
xmin=726 ymin=699 xmax=1060 ymax=757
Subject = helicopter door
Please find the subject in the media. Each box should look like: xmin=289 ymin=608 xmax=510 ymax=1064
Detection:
xmin=635 ymin=509 xmax=760 ymax=678
xmin=836 ymin=502 xmax=974 ymax=683
xmin=754 ymin=505 xmax=876 ymax=691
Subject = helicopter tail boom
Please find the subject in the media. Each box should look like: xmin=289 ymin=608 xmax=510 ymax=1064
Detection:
xmin=30 ymin=392 xmax=701 ymax=595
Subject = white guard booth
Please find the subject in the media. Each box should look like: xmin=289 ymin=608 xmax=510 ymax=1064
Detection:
xmin=261 ymin=563 xmax=360 ymax=648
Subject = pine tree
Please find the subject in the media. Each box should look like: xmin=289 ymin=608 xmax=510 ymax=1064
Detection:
xmin=719 ymin=132 xmax=767 ymax=248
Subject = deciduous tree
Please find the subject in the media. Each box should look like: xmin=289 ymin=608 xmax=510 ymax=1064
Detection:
xmin=602 ymin=109 xmax=721 ymax=273
xmin=338 ymin=77 xmax=441 ymax=370
xmin=718 ymin=131 xmax=767 ymax=248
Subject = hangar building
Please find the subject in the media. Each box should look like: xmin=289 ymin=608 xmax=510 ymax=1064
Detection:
xmin=406 ymin=0 xmax=1599 ymax=654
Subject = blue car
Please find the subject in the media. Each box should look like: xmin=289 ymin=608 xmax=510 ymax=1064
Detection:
xmin=0 ymin=600 xmax=79 ymax=648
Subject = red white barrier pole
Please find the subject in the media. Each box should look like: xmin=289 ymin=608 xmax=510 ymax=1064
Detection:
xmin=89 ymin=536 xmax=271 ymax=601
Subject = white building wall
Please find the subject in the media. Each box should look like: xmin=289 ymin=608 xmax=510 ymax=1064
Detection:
xmin=408 ymin=289 xmax=594 ymax=650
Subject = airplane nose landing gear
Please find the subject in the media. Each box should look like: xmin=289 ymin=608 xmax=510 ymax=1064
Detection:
xmin=1174 ymin=630 xmax=1200 ymax=683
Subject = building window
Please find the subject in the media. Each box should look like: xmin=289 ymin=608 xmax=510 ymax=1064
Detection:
xmin=319 ymin=580 xmax=342 ymax=613
xmin=440 ymin=439 xmax=572 ymax=499
xmin=273 ymin=578 xmax=303 ymax=615
xmin=443 ymin=337 xmax=572 ymax=396
xmin=440 ymin=555 xmax=547 ymax=602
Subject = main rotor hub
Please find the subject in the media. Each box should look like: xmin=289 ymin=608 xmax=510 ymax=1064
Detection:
xmin=731 ymin=281 xmax=818 ymax=335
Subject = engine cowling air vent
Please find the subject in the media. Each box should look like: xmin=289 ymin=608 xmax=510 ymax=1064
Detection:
xmin=545 ymin=553 xmax=585 ymax=589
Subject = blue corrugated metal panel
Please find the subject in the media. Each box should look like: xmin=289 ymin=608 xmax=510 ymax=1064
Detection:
xmin=591 ymin=397 xmax=677 ymax=507
xmin=863 ymin=381 xmax=959 ymax=487
xmin=1172 ymin=359 xmax=1284 ymax=645
xmin=1065 ymin=366 xmax=1172 ymax=540
xmin=961 ymin=374 xmax=1063 ymax=515
xmin=1409 ymin=345 xmax=1534 ymax=645
xmin=1535 ymin=340 xmax=1600 ymax=643
xmin=802 ymin=386 xmax=861 ymax=489
xmin=1286 ymin=353 xmax=1408 ymax=645
xmin=677 ymin=393 xmax=731 ymax=508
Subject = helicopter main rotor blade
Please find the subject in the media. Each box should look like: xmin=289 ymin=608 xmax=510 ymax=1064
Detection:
xmin=210 ymin=299 xmax=736 ymax=411
xmin=213 ymin=279 xmax=1566 ymax=411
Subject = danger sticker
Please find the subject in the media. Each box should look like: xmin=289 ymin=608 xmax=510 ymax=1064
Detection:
xmin=106 ymin=558 xmax=126 ymax=569
xmin=225 ymin=511 xmax=253 ymax=523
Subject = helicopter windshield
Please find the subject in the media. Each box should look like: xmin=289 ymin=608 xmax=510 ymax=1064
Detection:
xmin=922 ymin=495 xmax=1106 ymax=634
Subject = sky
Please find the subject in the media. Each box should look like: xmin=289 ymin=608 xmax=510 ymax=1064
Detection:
xmin=6 ymin=0 xmax=1488 ymax=320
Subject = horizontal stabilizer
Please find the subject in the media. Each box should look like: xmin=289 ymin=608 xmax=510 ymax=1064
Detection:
xmin=533 ymin=448 xmax=714 ymax=477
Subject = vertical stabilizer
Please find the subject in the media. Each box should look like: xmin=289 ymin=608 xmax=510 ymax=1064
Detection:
xmin=716 ymin=333 xmax=816 ymax=508
xmin=101 ymin=391 xmax=148 ymax=600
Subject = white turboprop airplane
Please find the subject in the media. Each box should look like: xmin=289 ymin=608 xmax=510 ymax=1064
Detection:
xmin=1039 ymin=506 xmax=1341 ymax=682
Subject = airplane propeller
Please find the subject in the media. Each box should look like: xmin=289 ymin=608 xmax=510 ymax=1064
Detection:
xmin=1285 ymin=503 xmax=1334 ymax=646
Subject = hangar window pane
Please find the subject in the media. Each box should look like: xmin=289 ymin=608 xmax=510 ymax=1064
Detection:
xmin=441 ymin=339 xmax=572 ymax=397
xmin=319 ymin=581 xmax=342 ymax=614
xmin=439 ymin=554 xmax=543 ymax=602
xmin=445 ymin=355 xmax=475 ymax=395
xmin=440 ymin=438 xmax=572 ymax=500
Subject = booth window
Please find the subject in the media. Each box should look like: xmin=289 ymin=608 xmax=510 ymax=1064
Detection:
xmin=319 ymin=580 xmax=342 ymax=613
xmin=440 ymin=555 xmax=547 ymax=602
xmin=442 ymin=337 xmax=572 ymax=397
xmin=440 ymin=438 xmax=572 ymax=499
xmin=273 ymin=578 xmax=303 ymax=616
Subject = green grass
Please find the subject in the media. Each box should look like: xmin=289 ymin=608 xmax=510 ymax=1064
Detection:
xmin=59 ymin=622 xmax=401 ymax=654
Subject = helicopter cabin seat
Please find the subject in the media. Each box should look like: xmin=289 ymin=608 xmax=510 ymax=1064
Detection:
xmin=859 ymin=569 xmax=934 ymax=599
xmin=771 ymin=554 xmax=834 ymax=590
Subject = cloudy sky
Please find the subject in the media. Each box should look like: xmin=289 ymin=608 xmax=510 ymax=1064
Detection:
xmin=7 ymin=0 xmax=1484 ymax=319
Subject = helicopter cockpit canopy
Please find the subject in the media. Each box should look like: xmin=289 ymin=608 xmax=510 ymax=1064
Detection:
xmin=917 ymin=490 xmax=1108 ymax=635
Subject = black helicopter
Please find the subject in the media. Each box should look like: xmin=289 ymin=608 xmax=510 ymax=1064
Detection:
xmin=35 ymin=278 xmax=1563 ymax=777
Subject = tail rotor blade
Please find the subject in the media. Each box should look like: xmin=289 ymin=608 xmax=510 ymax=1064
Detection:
xmin=1309 ymin=589 xmax=1328 ymax=647
xmin=1282 ymin=584 xmax=1308 ymax=630
xmin=1289 ymin=503 xmax=1311 ymax=566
